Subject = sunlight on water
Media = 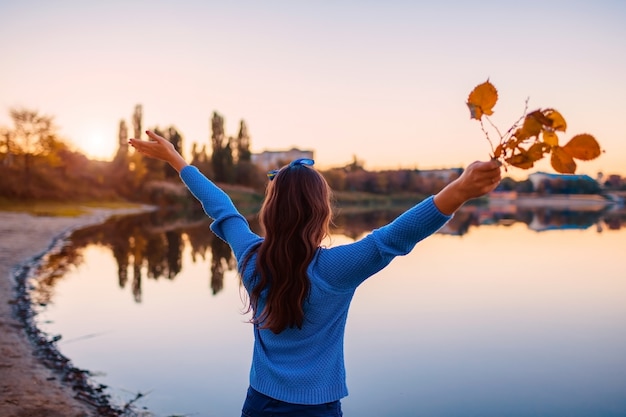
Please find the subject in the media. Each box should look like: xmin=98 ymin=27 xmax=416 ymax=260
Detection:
xmin=35 ymin=209 xmax=626 ymax=417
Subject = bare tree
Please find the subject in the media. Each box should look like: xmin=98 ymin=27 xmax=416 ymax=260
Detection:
xmin=7 ymin=108 xmax=58 ymax=183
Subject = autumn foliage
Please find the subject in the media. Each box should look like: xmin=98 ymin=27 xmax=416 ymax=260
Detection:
xmin=467 ymin=80 xmax=602 ymax=174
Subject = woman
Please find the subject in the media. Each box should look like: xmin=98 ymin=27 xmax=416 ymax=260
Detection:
xmin=129 ymin=131 xmax=501 ymax=417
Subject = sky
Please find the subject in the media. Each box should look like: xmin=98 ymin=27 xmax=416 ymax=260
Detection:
xmin=1 ymin=0 xmax=625 ymax=179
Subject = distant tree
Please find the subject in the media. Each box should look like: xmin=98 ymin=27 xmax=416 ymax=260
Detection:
xmin=346 ymin=154 xmax=365 ymax=172
xmin=132 ymin=104 xmax=143 ymax=140
xmin=137 ymin=125 xmax=184 ymax=181
xmin=111 ymin=111 xmax=144 ymax=198
xmin=235 ymin=120 xmax=251 ymax=162
xmin=516 ymin=179 xmax=534 ymax=193
xmin=321 ymin=168 xmax=347 ymax=191
xmin=345 ymin=169 xmax=370 ymax=192
xmin=224 ymin=137 xmax=235 ymax=183
xmin=406 ymin=171 xmax=425 ymax=194
xmin=211 ymin=112 xmax=226 ymax=181
xmin=164 ymin=126 xmax=183 ymax=179
xmin=113 ymin=119 xmax=129 ymax=164
xmin=142 ymin=127 xmax=168 ymax=181
xmin=210 ymin=111 xmax=234 ymax=183
xmin=191 ymin=142 xmax=212 ymax=176
xmin=373 ymin=171 xmax=389 ymax=193
xmin=109 ymin=105 xmax=146 ymax=197
xmin=498 ymin=177 xmax=517 ymax=192
xmin=0 ymin=125 xmax=16 ymax=166
xmin=385 ymin=170 xmax=410 ymax=194
xmin=234 ymin=120 xmax=259 ymax=186
xmin=4 ymin=108 xmax=65 ymax=185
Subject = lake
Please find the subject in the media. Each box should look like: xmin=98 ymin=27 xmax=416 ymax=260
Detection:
xmin=32 ymin=203 xmax=626 ymax=417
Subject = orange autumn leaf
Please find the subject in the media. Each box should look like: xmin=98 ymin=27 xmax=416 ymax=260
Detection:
xmin=514 ymin=110 xmax=545 ymax=141
xmin=467 ymin=80 xmax=498 ymax=120
xmin=506 ymin=152 xmax=535 ymax=169
xmin=527 ymin=142 xmax=549 ymax=162
xmin=551 ymin=146 xmax=577 ymax=174
xmin=467 ymin=80 xmax=602 ymax=174
xmin=562 ymin=134 xmax=602 ymax=161
xmin=543 ymin=108 xmax=567 ymax=132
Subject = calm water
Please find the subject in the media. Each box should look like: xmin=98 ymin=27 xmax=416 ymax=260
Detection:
xmin=33 ymin=205 xmax=626 ymax=417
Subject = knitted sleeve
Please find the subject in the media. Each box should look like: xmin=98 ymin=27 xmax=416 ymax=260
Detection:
xmin=314 ymin=196 xmax=451 ymax=291
xmin=179 ymin=165 xmax=262 ymax=261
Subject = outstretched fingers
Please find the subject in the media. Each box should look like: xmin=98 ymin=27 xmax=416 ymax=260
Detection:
xmin=128 ymin=131 xmax=188 ymax=172
xmin=145 ymin=130 xmax=165 ymax=142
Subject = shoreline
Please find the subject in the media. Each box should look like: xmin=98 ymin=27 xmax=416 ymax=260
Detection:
xmin=0 ymin=207 xmax=152 ymax=417
xmin=488 ymin=192 xmax=615 ymax=211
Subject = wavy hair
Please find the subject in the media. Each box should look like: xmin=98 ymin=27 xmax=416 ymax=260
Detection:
xmin=246 ymin=162 xmax=333 ymax=334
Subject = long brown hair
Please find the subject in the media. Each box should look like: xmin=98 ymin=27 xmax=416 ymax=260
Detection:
xmin=248 ymin=162 xmax=332 ymax=334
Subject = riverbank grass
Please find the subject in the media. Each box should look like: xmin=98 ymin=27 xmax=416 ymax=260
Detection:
xmin=0 ymin=199 xmax=145 ymax=217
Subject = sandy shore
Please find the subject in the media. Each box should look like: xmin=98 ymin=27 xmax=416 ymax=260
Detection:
xmin=0 ymin=208 xmax=150 ymax=417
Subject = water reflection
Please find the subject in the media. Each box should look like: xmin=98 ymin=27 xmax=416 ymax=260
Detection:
xmin=32 ymin=204 xmax=625 ymax=306
xmin=440 ymin=204 xmax=625 ymax=235
xmin=64 ymin=211 xmax=238 ymax=303
xmin=30 ymin=203 xmax=626 ymax=417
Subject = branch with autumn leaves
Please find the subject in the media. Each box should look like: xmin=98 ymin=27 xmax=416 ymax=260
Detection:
xmin=466 ymin=80 xmax=603 ymax=174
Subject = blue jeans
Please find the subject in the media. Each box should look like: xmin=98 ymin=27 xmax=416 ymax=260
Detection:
xmin=241 ymin=386 xmax=343 ymax=417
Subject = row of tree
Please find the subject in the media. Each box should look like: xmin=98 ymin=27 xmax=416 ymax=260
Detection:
xmin=0 ymin=108 xmax=117 ymax=200
xmin=0 ymin=105 xmax=268 ymax=201
xmin=3 ymin=105 xmax=614 ymax=203
xmin=0 ymin=105 xmax=449 ymax=202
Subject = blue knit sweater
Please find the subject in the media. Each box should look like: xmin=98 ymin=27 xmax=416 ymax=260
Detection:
xmin=180 ymin=165 xmax=451 ymax=405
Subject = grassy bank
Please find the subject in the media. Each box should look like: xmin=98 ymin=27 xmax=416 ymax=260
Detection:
xmin=0 ymin=187 xmax=429 ymax=219
xmin=0 ymin=198 xmax=146 ymax=217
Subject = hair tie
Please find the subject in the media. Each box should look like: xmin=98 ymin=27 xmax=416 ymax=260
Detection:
xmin=267 ymin=158 xmax=315 ymax=180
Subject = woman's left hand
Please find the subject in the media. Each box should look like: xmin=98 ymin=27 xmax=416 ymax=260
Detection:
xmin=129 ymin=130 xmax=188 ymax=173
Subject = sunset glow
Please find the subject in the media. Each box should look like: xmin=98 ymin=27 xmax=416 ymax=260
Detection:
xmin=1 ymin=1 xmax=625 ymax=177
xmin=80 ymin=130 xmax=115 ymax=160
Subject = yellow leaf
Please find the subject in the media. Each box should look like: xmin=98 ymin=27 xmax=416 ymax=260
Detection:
xmin=562 ymin=134 xmax=602 ymax=161
xmin=542 ymin=130 xmax=559 ymax=146
xmin=550 ymin=146 xmax=577 ymax=174
xmin=543 ymin=108 xmax=567 ymax=132
xmin=467 ymin=80 xmax=498 ymax=120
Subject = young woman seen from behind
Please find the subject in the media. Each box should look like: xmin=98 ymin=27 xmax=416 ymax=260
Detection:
xmin=129 ymin=130 xmax=501 ymax=417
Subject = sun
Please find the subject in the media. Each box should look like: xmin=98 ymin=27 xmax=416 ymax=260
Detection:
xmin=77 ymin=128 xmax=117 ymax=161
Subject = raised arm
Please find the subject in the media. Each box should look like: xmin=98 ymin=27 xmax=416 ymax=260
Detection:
xmin=316 ymin=159 xmax=502 ymax=290
xmin=129 ymin=130 xmax=262 ymax=261
xmin=129 ymin=130 xmax=189 ymax=173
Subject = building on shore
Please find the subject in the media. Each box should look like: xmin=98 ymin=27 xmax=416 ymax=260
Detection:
xmin=528 ymin=171 xmax=599 ymax=191
xmin=251 ymin=148 xmax=314 ymax=171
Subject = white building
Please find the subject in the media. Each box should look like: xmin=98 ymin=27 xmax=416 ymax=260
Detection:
xmin=528 ymin=171 xmax=597 ymax=190
xmin=251 ymin=148 xmax=315 ymax=171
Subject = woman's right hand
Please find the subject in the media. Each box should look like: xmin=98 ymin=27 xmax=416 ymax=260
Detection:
xmin=129 ymin=130 xmax=189 ymax=173
xmin=433 ymin=159 xmax=502 ymax=215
